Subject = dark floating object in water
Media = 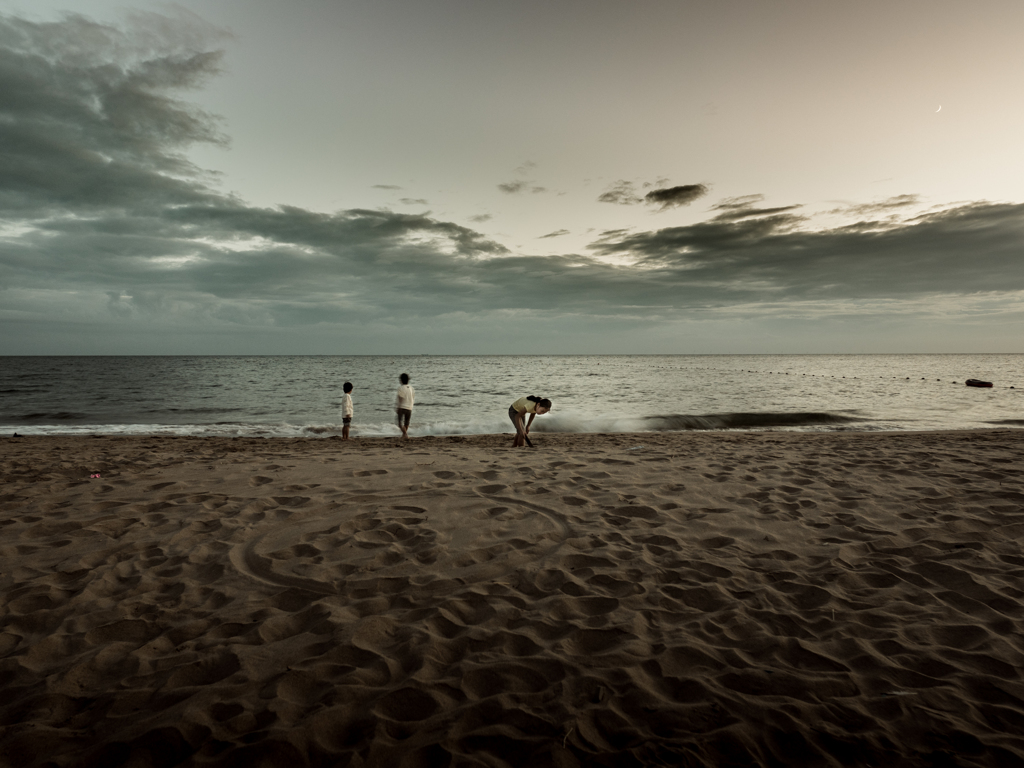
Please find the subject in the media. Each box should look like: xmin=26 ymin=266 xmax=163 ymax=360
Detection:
xmin=965 ymin=379 xmax=993 ymax=388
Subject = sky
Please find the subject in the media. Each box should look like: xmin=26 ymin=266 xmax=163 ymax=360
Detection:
xmin=2 ymin=0 xmax=1023 ymax=355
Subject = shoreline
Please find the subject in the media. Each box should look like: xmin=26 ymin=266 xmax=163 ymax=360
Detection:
xmin=6 ymin=424 xmax=1023 ymax=440
xmin=2 ymin=430 xmax=1023 ymax=766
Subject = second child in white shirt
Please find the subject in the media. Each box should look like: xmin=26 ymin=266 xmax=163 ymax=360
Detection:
xmin=395 ymin=373 xmax=415 ymax=439
xmin=342 ymin=381 xmax=354 ymax=440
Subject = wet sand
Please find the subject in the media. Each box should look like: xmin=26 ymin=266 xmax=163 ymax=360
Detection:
xmin=2 ymin=430 xmax=1023 ymax=767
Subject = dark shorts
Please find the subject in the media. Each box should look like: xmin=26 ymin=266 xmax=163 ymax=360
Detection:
xmin=397 ymin=408 xmax=411 ymax=428
xmin=509 ymin=405 xmax=525 ymax=433
xmin=342 ymin=417 xmax=351 ymax=425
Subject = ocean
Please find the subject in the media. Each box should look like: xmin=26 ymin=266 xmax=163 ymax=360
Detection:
xmin=1 ymin=355 xmax=1021 ymax=438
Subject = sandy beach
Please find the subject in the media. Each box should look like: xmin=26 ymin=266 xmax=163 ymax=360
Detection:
xmin=1 ymin=429 xmax=1023 ymax=767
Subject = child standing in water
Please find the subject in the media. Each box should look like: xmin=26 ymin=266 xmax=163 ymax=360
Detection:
xmin=341 ymin=382 xmax=354 ymax=440
xmin=395 ymin=373 xmax=415 ymax=439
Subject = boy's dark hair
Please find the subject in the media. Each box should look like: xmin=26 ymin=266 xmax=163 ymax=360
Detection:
xmin=343 ymin=382 xmax=353 ymax=393
xmin=400 ymin=373 xmax=410 ymax=385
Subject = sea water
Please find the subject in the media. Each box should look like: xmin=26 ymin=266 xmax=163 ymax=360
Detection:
xmin=1 ymin=355 xmax=1021 ymax=438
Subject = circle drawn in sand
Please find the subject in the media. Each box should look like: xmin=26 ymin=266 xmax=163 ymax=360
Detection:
xmin=231 ymin=494 xmax=568 ymax=592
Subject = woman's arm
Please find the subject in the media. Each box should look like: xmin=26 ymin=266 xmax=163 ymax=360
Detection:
xmin=525 ymin=412 xmax=536 ymax=433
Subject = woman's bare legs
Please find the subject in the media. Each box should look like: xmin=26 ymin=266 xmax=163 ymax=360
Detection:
xmin=512 ymin=414 xmax=525 ymax=447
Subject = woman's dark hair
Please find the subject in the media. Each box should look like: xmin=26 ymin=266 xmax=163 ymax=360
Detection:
xmin=527 ymin=396 xmax=552 ymax=409
xmin=400 ymin=373 xmax=410 ymax=385
xmin=343 ymin=382 xmax=353 ymax=393
xmin=538 ymin=398 xmax=552 ymax=409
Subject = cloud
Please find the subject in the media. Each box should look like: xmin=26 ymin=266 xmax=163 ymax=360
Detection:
xmin=825 ymin=194 xmax=921 ymax=217
xmin=712 ymin=194 xmax=764 ymax=211
xmin=2 ymin=10 xmax=1024 ymax=355
xmin=539 ymin=229 xmax=569 ymax=239
xmin=400 ymin=198 xmax=429 ymax=205
xmin=497 ymin=162 xmax=547 ymax=195
xmin=469 ymin=214 xmax=492 ymax=223
xmin=710 ymin=195 xmax=803 ymax=222
xmin=599 ymin=180 xmax=708 ymax=210
xmin=498 ymin=180 xmax=546 ymax=194
xmin=597 ymin=181 xmax=641 ymax=205
xmin=373 ymin=184 xmax=401 ymax=190
xmin=0 ymin=11 xmax=230 ymax=218
xmin=0 ymin=13 xmax=502 ymax=328
xmin=588 ymin=200 xmax=1024 ymax=303
xmin=643 ymin=184 xmax=708 ymax=210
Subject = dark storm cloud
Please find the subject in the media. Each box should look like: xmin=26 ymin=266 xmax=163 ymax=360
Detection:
xmin=589 ymin=200 xmax=1024 ymax=302
xmin=0 ymin=11 xmax=228 ymax=216
xmin=643 ymin=184 xmax=708 ymax=210
xmin=3 ymin=9 xmax=1024 ymax=349
xmin=0 ymin=12 xmax=506 ymax=329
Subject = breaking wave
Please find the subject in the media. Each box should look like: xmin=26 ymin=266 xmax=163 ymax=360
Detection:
xmin=3 ymin=410 xmax=869 ymax=437
xmin=640 ymin=412 xmax=865 ymax=431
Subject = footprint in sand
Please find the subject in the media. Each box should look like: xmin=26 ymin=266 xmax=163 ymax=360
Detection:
xmin=249 ymin=476 xmax=273 ymax=487
xmin=354 ymin=469 xmax=388 ymax=477
xmin=475 ymin=507 xmax=509 ymax=520
xmin=90 ymin=500 xmax=127 ymax=512
xmin=604 ymin=505 xmax=659 ymax=520
xmin=373 ymin=688 xmax=441 ymax=722
xmin=271 ymin=496 xmax=310 ymax=507
xmin=700 ymin=535 xmax=735 ymax=549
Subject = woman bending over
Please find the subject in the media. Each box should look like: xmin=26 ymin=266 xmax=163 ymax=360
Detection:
xmin=508 ymin=395 xmax=552 ymax=448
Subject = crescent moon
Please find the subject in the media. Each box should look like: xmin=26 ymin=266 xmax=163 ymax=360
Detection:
xmin=936 ymin=105 xmax=942 ymax=112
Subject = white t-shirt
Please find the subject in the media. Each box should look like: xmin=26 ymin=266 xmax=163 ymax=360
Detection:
xmin=342 ymin=393 xmax=353 ymax=418
xmin=396 ymin=384 xmax=415 ymax=410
